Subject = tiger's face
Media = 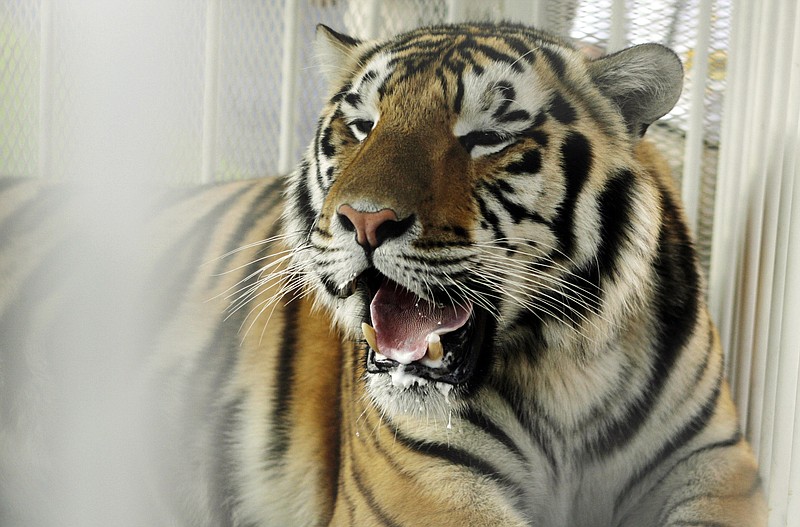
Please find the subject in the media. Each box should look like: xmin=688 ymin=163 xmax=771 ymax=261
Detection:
xmin=283 ymin=24 xmax=682 ymax=413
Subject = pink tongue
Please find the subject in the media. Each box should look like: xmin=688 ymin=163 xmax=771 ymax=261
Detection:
xmin=369 ymin=280 xmax=472 ymax=364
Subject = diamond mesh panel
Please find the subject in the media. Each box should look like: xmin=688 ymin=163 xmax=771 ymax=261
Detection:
xmin=158 ymin=0 xmax=206 ymax=185
xmin=0 ymin=1 xmax=40 ymax=178
xmin=214 ymin=1 xmax=285 ymax=180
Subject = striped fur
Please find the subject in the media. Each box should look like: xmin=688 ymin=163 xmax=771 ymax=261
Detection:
xmin=1 ymin=23 xmax=765 ymax=526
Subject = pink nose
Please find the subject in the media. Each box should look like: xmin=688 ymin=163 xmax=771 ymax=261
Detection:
xmin=337 ymin=204 xmax=401 ymax=249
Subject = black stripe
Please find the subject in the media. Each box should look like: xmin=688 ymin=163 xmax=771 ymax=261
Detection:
xmin=341 ymin=489 xmax=357 ymax=526
xmin=320 ymin=124 xmax=336 ymax=158
xmin=344 ymin=92 xmax=361 ymax=107
xmin=314 ymin=155 xmax=326 ymax=193
xmin=501 ymin=36 xmax=537 ymax=66
xmin=360 ymin=69 xmax=378 ymax=84
xmin=388 ymin=36 xmax=450 ymax=56
xmin=472 ymin=42 xmax=524 ymax=72
xmin=662 ymin=522 xmax=726 ymax=527
xmin=459 ymin=49 xmax=484 ymax=75
xmin=498 ymin=109 xmax=531 ymax=123
xmin=329 ymin=81 xmax=351 ymax=104
xmin=492 ymin=82 xmax=515 ymax=119
xmin=551 ymin=131 xmax=593 ymax=257
xmin=475 ymin=194 xmax=506 ymax=244
xmin=320 ymin=24 xmax=360 ymax=48
xmin=194 ymin=187 xmax=290 ymax=481
xmin=349 ymin=459 xmax=404 ymax=527
xmin=266 ymin=292 xmax=302 ymax=465
xmin=325 ymin=166 xmax=335 ymax=187
xmin=651 ymin=185 xmax=701 ymax=361
xmin=347 ymin=417 xmax=405 ymax=527
xmin=490 ymin=383 xmax=561 ymax=478
xmin=614 ymin=371 xmax=723 ymax=512
xmin=458 ymin=130 xmax=510 ymax=154
xmin=313 ymin=114 xmax=327 ymax=190
xmin=691 ymin=327 xmax=716 ymax=386
xmin=658 ymin=433 xmax=743 ymax=492
xmin=522 ymin=113 xmax=549 ymax=147
xmin=539 ymin=47 xmax=566 ymax=78
xmin=588 ymin=186 xmax=700 ymax=457
xmin=505 ymin=149 xmax=542 ymax=175
xmin=641 ymin=433 xmax=744 ymax=520
xmin=452 ymin=62 xmax=467 ymax=114
xmin=461 ymin=406 xmax=529 ymax=465
xmin=391 ymin=425 xmax=522 ymax=497
xmin=548 ymin=92 xmax=577 ymax=125
xmin=595 ymin=169 xmax=635 ymax=280
xmin=291 ymin=169 xmax=317 ymax=232
xmin=483 ymin=181 xmax=549 ymax=226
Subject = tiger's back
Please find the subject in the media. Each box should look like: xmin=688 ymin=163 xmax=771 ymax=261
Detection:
xmin=1 ymin=22 xmax=766 ymax=527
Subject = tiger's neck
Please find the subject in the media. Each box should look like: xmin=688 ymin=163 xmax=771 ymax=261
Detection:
xmin=328 ymin=338 xmax=529 ymax=526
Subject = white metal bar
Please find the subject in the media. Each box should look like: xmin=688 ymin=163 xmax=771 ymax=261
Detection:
xmin=528 ymin=0 xmax=549 ymax=29
xmin=736 ymin=0 xmax=769 ymax=456
xmin=722 ymin=0 xmax=765 ymax=438
xmin=278 ymin=0 xmax=299 ymax=175
xmin=764 ymin=4 xmax=800 ymax=521
xmin=38 ymin=0 xmax=53 ymax=179
xmin=711 ymin=2 xmax=800 ymax=522
xmin=784 ymin=90 xmax=800 ymax=521
xmin=789 ymin=366 xmax=800 ymax=526
xmin=364 ymin=0 xmax=380 ymax=40
xmin=680 ymin=0 xmax=713 ymax=234
xmin=447 ymin=0 xmax=465 ymax=24
xmin=709 ymin=0 xmax=748 ymax=368
xmin=608 ymin=0 xmax=627 ymax=52
xmin=503 ymin=0 xmax=540 ymax=26
xmin=767 ymin=145 xmax=799 ymax=525
xmin=755 ymin=0 xmax=800 ymax=489
xmin=201 ymin=0 xmax=220 ymax=183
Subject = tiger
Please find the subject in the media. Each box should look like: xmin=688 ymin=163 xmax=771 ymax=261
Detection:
xmin=0 ymin=22 xmax=766 ymax=527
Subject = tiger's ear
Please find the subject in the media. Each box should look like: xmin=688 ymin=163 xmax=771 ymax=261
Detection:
xmin=588 ymin=43 xmax=683 ymax=137
xmin=315 ymin=24 xmax=364 ymax=88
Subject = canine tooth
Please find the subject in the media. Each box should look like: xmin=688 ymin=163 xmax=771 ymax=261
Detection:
xmin=426 ymin=335 xmax=444 ymax=361
xmin=339 ymin=280 xmax=357 ymax=298
xmin=362 ymin=322 xmax=379 ymax=352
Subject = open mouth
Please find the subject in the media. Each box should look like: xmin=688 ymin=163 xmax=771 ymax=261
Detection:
xmin=349 ymin=269 xmax=486 ymax=385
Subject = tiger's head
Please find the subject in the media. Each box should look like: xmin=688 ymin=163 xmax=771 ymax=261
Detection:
xmin=283 ymin=23 xmax=683 ymax=414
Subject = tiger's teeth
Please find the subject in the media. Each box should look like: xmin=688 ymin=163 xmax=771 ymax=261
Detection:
xmin=362 ymin=322 xmax=379 ymax=352
xmin=426 ymin=334 xmax=444 ymax=361
xmin=338 ymin=280 xmax=357 ymax=298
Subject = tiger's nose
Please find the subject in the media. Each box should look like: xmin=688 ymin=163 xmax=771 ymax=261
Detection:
xmin=336 ymin=204 xmax=413 ymax=250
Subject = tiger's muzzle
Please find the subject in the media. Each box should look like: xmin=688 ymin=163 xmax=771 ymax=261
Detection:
xmin=345 ymin=269 xmax=488 ymax=386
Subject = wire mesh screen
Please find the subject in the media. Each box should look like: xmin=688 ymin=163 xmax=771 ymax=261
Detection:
xmin=1 ymin=0 xmax=730 ymax=271
xmin=1 ymin=1 xmax=40 ymax=178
